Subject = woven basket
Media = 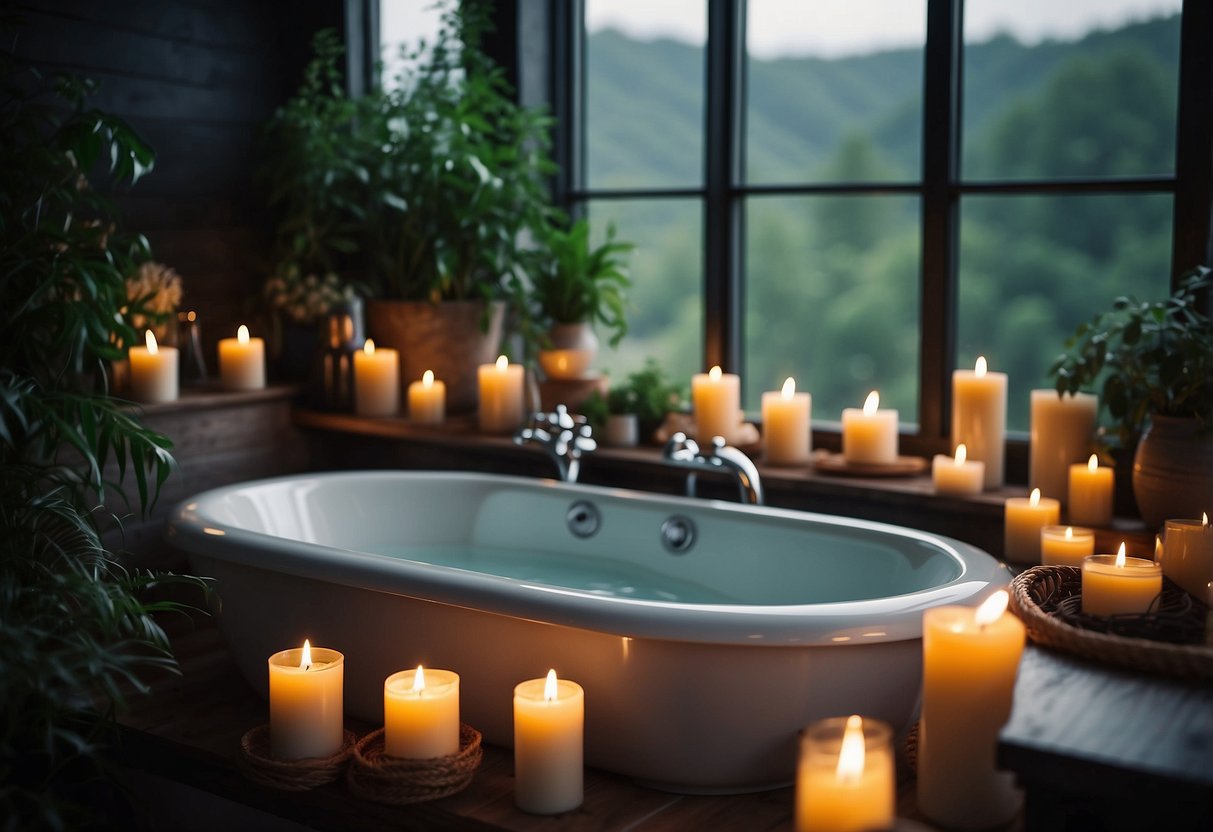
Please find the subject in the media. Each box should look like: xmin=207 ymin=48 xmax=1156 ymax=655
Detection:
xmin=239 ymin=725 xmax=358 ymax=791
xmin=346 ymin=724 xmax=483 ymax=805
xmin=1009 ymin=565 xmax=1213 ymax=682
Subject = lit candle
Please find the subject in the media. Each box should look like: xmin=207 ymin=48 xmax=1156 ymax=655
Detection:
xmin=794 ymin=714 xmax=895 ymax=832
xmin=841 ymin=391 xmax=898 ymax=465
xmin=383 ymin=665 xmax=460 ymax=759
xmin=692 ymin=365 xmax=741 ymax=444
xmin=218 ymin=324 xmax=266 ymax=391
xmin=1082 ymin=542 xmax=1163 ymax=616
xmin=478 ymin=355 xmax=525 ymax=434
xmin=1004 ymin=488 xmax=1061 ymax=564
xmin=762 ymin=377 xmax=811 ymax=465
xmin=408 ymin=369 xmax=446 ymax=424
xmin=513 ymin=669 xmax=584 ymax=814
xmin=951 ymin=356 xmax=1007 ymax=489
xmin=1161 ymin=513 xmax=1213 ymax=599
xmin=353 ymin=339 xmax=400 ymax=416
xmin=918 ymin=591 xmax=1025 ymax=830
xmin=1068 ymin=454 xmax=1114 ymax=527
xmin=128 ymin=330 xmax=179 ymax=403
xmin=267 ymin=639 xmax=344 ymax=760
xmin=1029 ymin=389 xmax=1097 ymax=502
xmin=932 ymin=443 xmax=985 ymax=496
xmin=1040 ymin=525 xmax=1095 ymax=568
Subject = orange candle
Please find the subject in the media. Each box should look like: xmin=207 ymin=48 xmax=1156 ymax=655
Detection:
xmin=1004 ymin=488 xmax=1061 ymax=563
xmin=932 ymin=443 xmax=985 ymax=496
xmin=795 ymin=715 xmax=894 ymax=832
xmin=128 ymin=330 xmax=179 ymax=403
xmin=1082 ymin=542 xmax=1163 ymax=616
xmin=354 ymin=339 xmax=400 ymax=416
xmin=408 ymin=370 xmax=446 ymax=424
xmin=267 ymin=640 xmax=344 ymax=760
xmin=1068 ymin=454 xmax=1114 ymax=527
xmin=383 ymin=665 xmax=460 ymax=759
xmin=842 ymin=391 xmax=898 ymax=465
xmin=1040 ymin=525 xmax=1095 ymax=567
xmin=951 ymin=356 xmax=1007 ymax=489
xmin=513 ymin=669 xmax=583 ymax=814
xmin=762 ymin=377 xmax=811 ymax=465
xmin=692 ymin=365 xmax=741 ymax=444
xmin=478 ymin=355 xmax=525 ymax=433
xmin=218 ymin=324 xmax=266 ymax=390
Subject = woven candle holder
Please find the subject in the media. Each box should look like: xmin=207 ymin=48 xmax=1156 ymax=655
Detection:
xmin=239 ymin=725 xmax=358 ymax=791
xmin=346 ymin=724 xmax=483 ymax=805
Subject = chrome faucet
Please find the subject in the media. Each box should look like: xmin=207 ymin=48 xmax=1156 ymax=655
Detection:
xmin=514 ymin=404 xmax=597 ymax=484
xmin=661 ymin=432 xmax=764 ymax=506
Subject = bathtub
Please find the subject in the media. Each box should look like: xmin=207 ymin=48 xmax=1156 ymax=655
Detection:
xmin=168 ymin=471 xmax=1009 ymax=792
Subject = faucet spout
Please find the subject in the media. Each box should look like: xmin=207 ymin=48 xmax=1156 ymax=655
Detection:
xmin=660 ymin=432 xmax=764 ymax=506
xmin=514 ymin=404 xmax=596 ymax=483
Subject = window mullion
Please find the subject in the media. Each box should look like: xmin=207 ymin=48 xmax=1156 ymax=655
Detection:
xmin=1172 ymin=0 xmax=1213 ymax=293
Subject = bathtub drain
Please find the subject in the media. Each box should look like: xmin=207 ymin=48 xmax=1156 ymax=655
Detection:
xmin=660 ymin=516 xmax=696 ymax=554
xmin=566 ymin=501 xmax=601 ymax=538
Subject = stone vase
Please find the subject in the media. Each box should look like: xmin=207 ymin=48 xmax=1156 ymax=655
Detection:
xmin=1132 ymin=414 xmax=1213 ymax=529
xmin=537 ymin=322 xmax=599 ymax=380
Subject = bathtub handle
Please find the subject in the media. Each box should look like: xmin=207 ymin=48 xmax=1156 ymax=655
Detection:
xmin=661 ymin=433 xmax=764 ymax=506
xmin=514 ymin=404 xmax=597 ymax=484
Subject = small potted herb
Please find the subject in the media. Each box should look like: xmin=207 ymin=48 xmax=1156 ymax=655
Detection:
xmin=582 ymin=360 xmax=685 ymax=446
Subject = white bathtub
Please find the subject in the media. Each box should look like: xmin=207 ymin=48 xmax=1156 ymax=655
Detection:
xmin=168 ymin=471 xmax=1008 ymax=791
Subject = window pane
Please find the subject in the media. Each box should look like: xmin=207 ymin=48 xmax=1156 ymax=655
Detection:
xmin=962 ymin=1 xmax=1181 ymax=180
xmin=745 ymin=0 xmax=925 ymax=184
xmin=744 ymin=195 xmax=920 ymax=421
xmin=379 ymin=1 xmax=445 ymax=90
xmin=586 ymin=199 xmax=703 ymax=386
xmin=585 ymin=0 xmax=706 ymax=189
xmin=957 ymin=193 xmax=1173 ymax=432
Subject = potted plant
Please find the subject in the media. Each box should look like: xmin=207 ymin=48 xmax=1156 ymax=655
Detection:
xmin=582 ymin=360 xmax=686 ymax=446
xmin=1050 ymin=268 xmax=1213 ymax=526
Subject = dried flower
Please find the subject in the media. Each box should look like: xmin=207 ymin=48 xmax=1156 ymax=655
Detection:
xmin=124 ymin=261 xmax=183 ymax=337
xmin=264 ymin=265 xmax=351 ymax=324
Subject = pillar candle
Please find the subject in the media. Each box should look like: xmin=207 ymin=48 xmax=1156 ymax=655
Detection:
xmin=1040 ymin=525 xmax=1095 ymax=568
xmin=1004 ymin=488 xmax=1061 ymax=564
xmin=841 ymin=391 xmax=898 ymax=465
xmin=952 ymin=356 xmax=1007 ymax=489
xmin=513 ymin=669 xmax=583 ymax=814
xmin=268 ymin=640 xmax=344 ymax=761
xmin=1082 ymin=543 xmax=1163 ymax=615
xmin=932 ymin=443 xmax=985 ymax=496
xmin=383 ymin=666 xmax=460 ymax=759
xmin=353 ymin=339 xmax=400 ymax=416
xmin=1068 ymin=454 xmax=1114 ymax=527
xmin=1029 ymin=389 xmax=1097 ymax=502
xmin=128 ymin=330 xmax=179 ymax=403
xmin=478 ymin=355 xmax=525 ymax=434
xmin=762 ymin=377 xmax=811 ymax=465
xmin=1162 ymin=514 xmax=1213 ymax=599
xmin=408 ymin=369 xmax=446 ymax=424
xmin=692 ymin=365 xmax=741 ymax=445
xmin=218 ymin=324 xmax=266 ymax=391
xmin=918 ymin=591 xmax=1025 ymax=830
xmin=795 ymin=715 xmax=895 ymax=832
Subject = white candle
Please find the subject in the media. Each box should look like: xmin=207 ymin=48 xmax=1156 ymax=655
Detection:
xmin=218 ymin=324 xmax=266 ymax=391
xmin=478 ymin=355 xmax=525 ymax=434
xmin=408 ymin=369 xmax=446 ymax=424
xmin=762 ymin=377 xmax=811 ymax=465
xmin=383 ymin=665 xmax=460 ymax=759
xmin=128 ymin=330 xmax=178 ymax=403
xmin=952 ymin=356 xmax=1007 ymax=489
xmin=268 ymin=639 xmax=344 ymax=761
xmin=795 ymin=715 xmax=895 ymax=832
xmin=932 ymin=443 xmax=985 ymax=496
xmin=1040 ymin=525 xmax=1096 ymax=568
xmin=1029 ymin=389 xmax=1097 ymax=502
xmin=841 ymin=391 xmax=898 ymax=465
xmin=918 ymin=591 xmax=1025 ymax=830
xmin=1004 ymin=488 xmax=1061 ymax=564
xmin=1162 ymin=513 xmax=1213 ymax=599
xmin=354 ymin=339 xmax=400 ymax=416
xmin=513 ymin=669 xmax=583 ymax=815
xmin=692 ymin=365 xmax=741 ymax=444
xmin=1082 ymin=542 xmax=1163 ymax=616
xmin=1068 ymin=454 xmax=1114 ymax=527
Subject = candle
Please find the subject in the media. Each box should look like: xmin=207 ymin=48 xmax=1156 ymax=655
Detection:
xmin=762 ymin=377 xmax=811 ymax=465
xmin=1040 ymin=525 xmax=1096 ymax=567
xmin=692 ymin=365 xmax=741 ymax=444
xmin=353 ymin=339 xmax=400 ymax=416
xmin=794 ymin=715 xmax=894 ymax=832
xmin=1004 ymin=488 xmax=1061 ymax=564
xmin=267 ymin=639 xmax=344 ymax=760
xmin=1082 ymin=542 xmax=1163 ymax=616
xmin=218 ymin=324 xmax=266 ymax=391
xmin=951 ymin=356 xmax=1007 ymax=489
xmin=383 ymin=665 xmax=460 ymax=759
xmin=1068 ymin=454 xmax=1114 ymax=527
xmin=841 ymin=391 xmax=898 ymax=465
xmin=932 ymin=443 xmax=985 ymax=496
xmin=513 ymin=669 xmax=584 ymax=814
xmin=128 ymin=330 xmax=179 ymax=403
xmin=1162 ymin=514 xmax=1213 ymax=599
xmin=1029 ymin=389 xmax=1097 ymax=502
xmin=918 ymin=591 xmax=1025 ymax=830
xmin=478 ymin=355 xmax=525 ymax=434
xmin=408 ymin=369 xmax=446 ymax=424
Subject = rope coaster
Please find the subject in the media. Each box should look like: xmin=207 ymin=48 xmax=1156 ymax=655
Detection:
xmin=346 ymin=724 xmax=483 ymax=805
xmin=239 ymin=725 xmax=358 ymax=791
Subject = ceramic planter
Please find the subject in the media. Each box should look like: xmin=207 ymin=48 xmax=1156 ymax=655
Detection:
xmin=1132 ymin=414 xmax=1213 ymax=528
xmin=538 ymin=322 xmax=598 ymax=380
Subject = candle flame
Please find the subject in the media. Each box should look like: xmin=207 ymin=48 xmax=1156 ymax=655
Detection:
xmin=544 ymin=668 xmax=558 ymax=702
xmin=955 ymin=443 xmax=967 ymax=465
xmin=1203 ymin=512 xmax=1209 ymax=527
xmin=300 ymin=639 xmax=312 ymax=671
xmin=422 ymin=369 xmax=434 ymax=387
xmin=1029 ymin=488 xmax=1041 ymax=507
xmin=1155 ymin=535 xmax=1164 ymax=563
xmin=863 ymin=390 xmax=879 ymax=415
xmin=975 ymin=590 xmax=1009 ymax=626
xmin=412 ymin=664 xmax=426 ymax=693
xmin=496 ymin=354 xmax=508 ymax=371
xmin=1115 ymin=542 xmax=1127 ymax=567
xmin=782 ymin=377 xmax=795 ymax=399
xmin=975 ymin=356 xmax=987 ymax=377
xmin=238 ymin=324 xmax=250 ymax=344
xmin=835 ymin=715 xmax=865 ymax=782
xmin=364 ymin=338 xmax=375 ymax=355
xmin=145 ymin=329 xmax=159 ymax=355
xmin=1065 ymin=526 xmax=1074 ymax=541
xmin=1088 ymin=454 xmax=1098 ymax=473
xmin=709 ymin=365 xmax=722 ymax=381
xmin=186 ymin=310 xmax=196 ymax=322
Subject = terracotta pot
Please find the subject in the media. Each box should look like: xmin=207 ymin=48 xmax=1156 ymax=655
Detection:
xmin=366 ymin=299 xmax=504 ymax=414
xmin=1132 ymin=415 xmax=1213 ymax=529
xmin=537 ymin=322 xmax=599 ymax=380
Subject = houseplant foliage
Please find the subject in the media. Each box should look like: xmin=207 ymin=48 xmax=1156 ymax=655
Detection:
xmin=1 ymin=51 xmax=198 ymax=827
xmin=582 ymin=359 xmax=686 ymax=443
xmin=527 ymin=218 xmax=633 ymax=343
